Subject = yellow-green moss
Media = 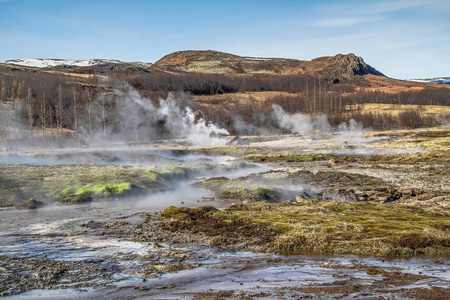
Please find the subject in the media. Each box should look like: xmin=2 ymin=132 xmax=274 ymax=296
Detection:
xmin=146 ymin=170 xmax=167 ymax=183
xmin=58 ymin=182 xmax=143 ymax=203
xmin=194 ymin=177 xmax=230 ymax=190
xmin=27 ymin=198 xmax=38 ymax=209
xmin=0 ymin=164 xmax=174 ymax=206
xmin=159 ymin=166 xmax=190 ymax=179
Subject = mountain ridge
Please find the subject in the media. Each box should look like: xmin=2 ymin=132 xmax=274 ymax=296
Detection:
xmin=152 ymin=50 xmax=384 ymax=82
xmin=1 ymin=51 xmax=448 ymax=88
xmin=2 ymin=50 xmax=384 ymax=82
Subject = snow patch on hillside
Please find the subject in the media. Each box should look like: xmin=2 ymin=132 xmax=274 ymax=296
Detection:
xmin=244 ymin=57 xmax=272 ymax=61
xmin=409 ymin=77 xmax=450 ymax=84
xmin=0 ymin=58 xmax=152 ymax=68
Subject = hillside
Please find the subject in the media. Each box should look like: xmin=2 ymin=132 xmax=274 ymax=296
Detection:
xmin=0 ymin=58 xmax=152 ymax=69
xmin=153 ymin=50 xmax=384 ymax=82
xmin=0 ymin=49 xmax=450 ymax=144
xmin=3 ymin=50 xmax=445 ymax=90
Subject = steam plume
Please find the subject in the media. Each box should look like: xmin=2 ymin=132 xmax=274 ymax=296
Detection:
xmin=81 ymin=84 xmax=229 ymax=146
xmin=272 ymin=104 xmax=332 ymax=135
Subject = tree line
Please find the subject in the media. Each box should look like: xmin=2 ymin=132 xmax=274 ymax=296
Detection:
xmin=1 ymin=67 xmax=449 ymax=142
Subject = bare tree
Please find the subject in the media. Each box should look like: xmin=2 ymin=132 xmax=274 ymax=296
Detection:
xmin=101 ymin=93 xmax=106 ymax=139
xmin=83 ymin=88 xmax=93 ymax=135
xmin=17 ymin=80 xmax=26 ymax=100
xmin=57 ymin=84 xmax=63 ymax=136
xmin=40 ymin=91 xmax=46 ymax=135
xmin=11 ymin=79 xmax=16 ymax=109
xmin=72 ymin=87 xmax=78 ymax=131
xmin=313 ymin=78 xmax=317 ymax=114
xmin=26 ymin=88 xmax=33 ymax=137
xmin=0 ymin=79 xmax=5 ymax=103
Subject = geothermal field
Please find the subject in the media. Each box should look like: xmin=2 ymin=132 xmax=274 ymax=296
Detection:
xmin=0 ymin=94 xmax=449 ymax=299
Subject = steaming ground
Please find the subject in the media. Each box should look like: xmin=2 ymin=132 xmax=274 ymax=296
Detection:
xmin=0 ymin=117 xmax=449 ymax=298
xmin=0 ymin=127 xmax=414 ymax=166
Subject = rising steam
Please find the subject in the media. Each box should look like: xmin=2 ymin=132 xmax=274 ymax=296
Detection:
xmin=271 ymin=104 xmax=371 ymax=149
xmin=272 ymin=104 xmax=332 ymax=136
xmin=81 ymin=84 xmax=229 ymax=146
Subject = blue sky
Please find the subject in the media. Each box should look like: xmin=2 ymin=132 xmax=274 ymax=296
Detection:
xmin=0 ymin=0 xmax=449 ymax=79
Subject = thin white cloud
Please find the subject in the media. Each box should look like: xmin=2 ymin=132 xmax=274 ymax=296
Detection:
xmin=321 ymin=0 xmax=442 ymax=16
xmin=358 ymin=0 xmax=442 ymax=15
xmin=314 ymin=16 xmax=379 ymax=27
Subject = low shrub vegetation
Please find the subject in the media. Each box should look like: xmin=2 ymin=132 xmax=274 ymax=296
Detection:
xmin=159 ymin=201 xmax=450 ymax=256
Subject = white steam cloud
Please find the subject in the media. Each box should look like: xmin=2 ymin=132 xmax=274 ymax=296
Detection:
xmin=272 ymin=104 xmax=332 ymax=136
xmin=157 ymin=95 xmax=229 ymax=146
xmin=271 ymin=104 xmax=371 ymax=150
xmin=81 ymin=84 xmax=229 ymax=147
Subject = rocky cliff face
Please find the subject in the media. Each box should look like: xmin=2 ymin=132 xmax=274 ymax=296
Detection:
xmin=310 ymin=53 xmax=384 ymax=81
xmin=331 ymin=53 xmax=384 ymax=77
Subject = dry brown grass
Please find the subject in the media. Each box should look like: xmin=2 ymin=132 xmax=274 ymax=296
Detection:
xmin=360 ymin=103 xmax=450 ymax=116
xmin=359 ymin=86 xmax=425 ymax=93
xmin=194 ymin=91 xmax=449 ymax=115
xmin=192 ymin=91 xmax=296 ymax=104
xmin=42 ymin=70 xmax=109 ymax=81
xmin=160 ymin=201 xmax=450 ymax=256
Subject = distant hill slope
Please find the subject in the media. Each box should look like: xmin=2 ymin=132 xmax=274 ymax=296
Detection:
xmin=0 ymin=59 xmax=153 ymax=76
xmin=153 ymin=50 xmax=384 ymax=82
xmin=0 ymin=58 xmax=152 ymax=69
xmin=2 ymin=50 xmax=446 ymax=90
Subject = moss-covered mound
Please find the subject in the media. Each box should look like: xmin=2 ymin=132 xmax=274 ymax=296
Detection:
xmin=193 ymin=177 xmax=230 ymax=191
xmin=58 ymin=183 xmax=147 ymax=203
xmin=159 ymin=201 xmax=450 ymax=256
xmin=219 ymin=188 xmax=280 ymax=203
xmin=0 ymin=164 xmax=191 ymax=207
xmin=159 ymin=205 xmax=280 ymax=249
xmin=159 ymin=166 xmax=190 ymax=180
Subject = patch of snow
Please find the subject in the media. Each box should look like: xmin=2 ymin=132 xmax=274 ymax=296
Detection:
xmin=408 ymin=79 xmax=429 ymax=83
xmin=0 ymin=58 xmax=152 ymax=68
xmin=409 ymin=77 xmax=450 ymax=84
xmin=244 ymin=57 xmax=272 ymax=61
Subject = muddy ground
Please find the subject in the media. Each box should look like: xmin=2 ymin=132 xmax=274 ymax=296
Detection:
xmin=0 ymin=126 xmax=449 ymax=298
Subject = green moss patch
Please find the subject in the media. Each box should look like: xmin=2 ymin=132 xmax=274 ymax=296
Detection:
xmin=159 ymin=166 xmax=190 ymax=180
xmin=193 ymin=177 xmax=230 ymax=191
xmin=27 ymin=198 xmax=38 ymax=209
xmin=161 ymin=205 xmax=218 ymax=219
xmin=58 ymin=188 xmax=93 ymax=203
xmin=219 ymin=188 xmax=280 ymax=203
xmin=145 ymin=170 xmax=168 ymax=183
xmin=0 ymin=164 xmax=175 ymax=206
xmin=58 ymin=183 xmax=148 ymax=203
xmin=59 ymin=182 xmax=146 ymax=203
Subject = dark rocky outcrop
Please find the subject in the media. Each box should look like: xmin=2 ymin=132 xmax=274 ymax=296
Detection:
xmin=322 ymin=188 xmax=360 ymax=202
